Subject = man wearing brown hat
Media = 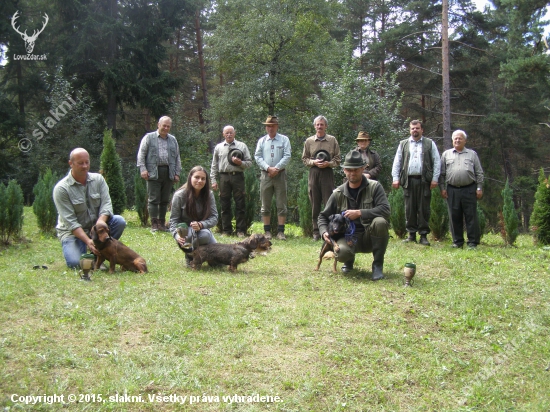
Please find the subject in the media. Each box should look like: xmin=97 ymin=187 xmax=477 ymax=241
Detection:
xmin=318 ymin=150 xmax=390 ymax=280
xmin=254 ymin=115 xmax=292 ymax=240
xmin=355 ymin=131 xmax=381 ymax=181
xmin=211 ymin=125 xmax=253 ymax=237
xmin=302 ymin=115 xmax=341 ymax=241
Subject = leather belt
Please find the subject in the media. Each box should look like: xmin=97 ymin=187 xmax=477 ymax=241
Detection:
xmin=408 ymin=175 xmax=421 ymax=179
xmin=220 ymin=171 xmax=243 ymax=175
xmin=448 ymin=182 xmax=475 ymax=189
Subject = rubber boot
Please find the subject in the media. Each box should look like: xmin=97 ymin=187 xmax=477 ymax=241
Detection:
xmin=371 ymin=234 xmax=389 ymax=281
xmin=341 ymin=255 xmax=355 ymax=273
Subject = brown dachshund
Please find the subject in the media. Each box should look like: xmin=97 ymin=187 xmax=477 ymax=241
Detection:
xmin=90 ymin=221 xmax=148 ymax=274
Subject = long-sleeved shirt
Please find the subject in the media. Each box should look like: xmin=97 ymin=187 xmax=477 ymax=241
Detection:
xmin=53 ymin=171 xmax=113 ymax=241
xmin=254 ymin=133 xmax=291 ymax=171
xmin=391 ymin=136 xmax=441 ymax=182
xmin=210 ymin=139 xmax=253 ymax=184
xmin=439 ymin=147 xmax=484 ymax=189
xmin=301 ymin=134 xmax=341 ymax=168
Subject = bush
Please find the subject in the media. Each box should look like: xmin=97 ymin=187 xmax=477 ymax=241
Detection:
xmin=388 ymin=187 xmax=406 ymax=238
xmin=429 ymin=187 xmax=449 ymax=241
xmin=477 ymin=203 xmax=486 ymax=241
xmin=531 ymin=168 xmax=550 ymax=245
xmin=297 ymin=171 xmax=313 ymax=238
xmin=501 ymin=179 xmax=519 ymax=246
xmin=244 ymin=167 xmax=260 ymax=233
xmin=134 ymin=168 xmax=149 ymax=227
xmin=32 ymin=169 xmax=59 ymax=235
xmin=0 ymin=180 xmax=24 ymax=244
xmin=100 ymin=129 xmax=127 ymax=215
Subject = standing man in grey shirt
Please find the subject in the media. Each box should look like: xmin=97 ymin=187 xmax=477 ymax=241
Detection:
xmin=210 ymin=125 xmax=253 ymax=238
xmin=391 ymin=120 xmax=441 ymax=245
xmin=53 ymin=148 xmax=126 ymax=269
xmin=254 ymin=115 xmax=292 ymax=240
xmin=137 ymin=116 xmax=182 ymax=232
xmin=439 ymin=129 xmax=484 ymax=249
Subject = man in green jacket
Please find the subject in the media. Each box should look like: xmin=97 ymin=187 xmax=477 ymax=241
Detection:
xmin=318 ymin=150 xmax=390 ymax=281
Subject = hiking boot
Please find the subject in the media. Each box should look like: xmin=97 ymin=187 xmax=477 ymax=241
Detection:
xmin=419 ymin=235 xmax=431 ymax=246
xmin=159 ymin=219 xmax=170 ymax=232
xmin=265 ymin=231 xmax=272 ymax=240
xmin=313 ymin=233 xmax=321 ymax=241
xmin=276 ymin=232 xmax=286 ymax=240
xmin=403 ymin=232 xmax=416 ymax=243
xmin=237 ymin=232 xmax=245 ymax=238
xmin=150 ymin=218 xmax=159 ymax=232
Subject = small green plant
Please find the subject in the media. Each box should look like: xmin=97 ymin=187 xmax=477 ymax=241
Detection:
xmin=501 ymin=178 xmax=519 ymax=246
xmin=0 ymin=180 xmax=24 ymax=244
xmin=32 ymin=169 xmax=59 ymax=235
xmin=244 ymin=167 xmax=260 ymax=232
xmin=477 ymin=203 xmax=486 ymax=241
xmin=100 ymin=129 xmax=127 ymax=215
xmin=429 ymin=187 xmax=449 ymax=241
xmin=531 ymin=168 xmax=550 ymax=245
xmin=388 ymin=187 xmax=406 ymax=238
xmin=133 ymin=168 xmax=149 ymax=227
xmin=297 ymin=171 xmax=313 ymax=238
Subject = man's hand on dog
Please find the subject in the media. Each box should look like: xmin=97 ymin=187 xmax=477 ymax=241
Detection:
xmin=342 ymin=209 xmax=361 ymax=220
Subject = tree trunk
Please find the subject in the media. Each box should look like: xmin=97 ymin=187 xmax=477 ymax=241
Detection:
xmin=442 ymin=0 xmax=452 ymax=150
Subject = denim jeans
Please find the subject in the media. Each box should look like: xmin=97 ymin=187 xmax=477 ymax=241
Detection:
xmin=61 ymin=215 xmax=126 ymax=268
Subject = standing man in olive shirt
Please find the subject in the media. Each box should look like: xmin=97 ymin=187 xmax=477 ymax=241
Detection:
xmin=302 ymin=115 xmax=341 ymax=241
xmin=439 ymin=129 xmax=484 ymax=249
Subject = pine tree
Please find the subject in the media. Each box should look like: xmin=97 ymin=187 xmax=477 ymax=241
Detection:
xmin=32 ymin=169 xmax=59 ymax=235
xmin=100 ymin=130 xmax=127 ymax=216
xmin=134 ymin=168 xmax=149 ymax=227
xmin=429 ymin=187 xmax=449 ymax=241
xmin=531 ymin=168 xmax=550 ymax=245
xmin=1 ymin=180 xmax=24 ymax=244
xmin=0 ymin=183 xmax=7 ymax=244
xmin=501 ymin=179 xmax=519 ymax=246
xmin=244 ymin=167 xmax=260 ymax=233
xmin=388 ymin=187 xmax=406 ymax=238
xmin=298 ymin=172 xmax=313 ymax=238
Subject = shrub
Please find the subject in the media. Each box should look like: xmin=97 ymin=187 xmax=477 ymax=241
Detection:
xmin=297 ymin=171 xmax=313 ymax=238
xmin=134 ymin=168 xmax=149 ymax=226
xmin=32 ymin=169 xmax=59 ymax=235
xmin=531 ymin=168 xmax=550 ymax=245
xmin=244 ymin=167 xmax=260 ymax=233
xmin=388 ymin=187 xmax=406 ymax=238
xmin=0 ymin=180 xmax=25 ymax=244
xmin=501 ymin=179 xmax=519 ymax=246
xmin=477 ymin=203 xmax=486 ymax=241
xmin=429 ymin=187 xmax=449 ymax=241
xmin=100 ymin=129 xmax=127 ymax=215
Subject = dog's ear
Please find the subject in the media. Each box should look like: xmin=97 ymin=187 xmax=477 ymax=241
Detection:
xmin=329 ymin=214 xmax=337 ymax=221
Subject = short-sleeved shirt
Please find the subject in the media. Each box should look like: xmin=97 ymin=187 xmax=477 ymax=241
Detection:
xmin=53 ymin=171 xmax=113 ymax=241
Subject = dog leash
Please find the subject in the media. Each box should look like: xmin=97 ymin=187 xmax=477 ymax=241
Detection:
xmin=341 ymin=211 xmax=358 ymax=245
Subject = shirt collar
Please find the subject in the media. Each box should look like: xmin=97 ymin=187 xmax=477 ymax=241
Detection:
xmin=315 ymin=135 xmax=326 ymax=141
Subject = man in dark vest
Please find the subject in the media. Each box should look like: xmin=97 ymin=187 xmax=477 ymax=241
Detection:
xmin=137 ymin=116 xmax=182 ymax=232
xmin=391 ymin=120 xmax=440 ymax=245
xmin=318 ymin=150 xmax=390 ymax=281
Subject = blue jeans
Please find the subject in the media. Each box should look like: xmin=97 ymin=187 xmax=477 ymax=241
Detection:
xmin=61 ymin=215 xmax=126 ymax=268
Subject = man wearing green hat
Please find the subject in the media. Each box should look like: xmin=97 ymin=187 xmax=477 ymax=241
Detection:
xmin=318 ymin=150 xmax=390 ymax=280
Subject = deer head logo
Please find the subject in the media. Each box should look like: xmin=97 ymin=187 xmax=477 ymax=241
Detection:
xmin=11 ymin=11 xmax=49 ymax=54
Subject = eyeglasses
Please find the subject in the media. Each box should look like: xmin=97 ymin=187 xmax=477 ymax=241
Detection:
xmin=357 ymin=139 xmax=372 ymax=142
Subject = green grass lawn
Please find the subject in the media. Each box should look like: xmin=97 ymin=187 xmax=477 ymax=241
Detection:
xmin=1 ymin=208 xmax=549 ymax=411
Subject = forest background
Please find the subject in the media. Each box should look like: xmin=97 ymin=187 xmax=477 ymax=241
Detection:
xmin=0 ymin=0 xmax=549 ymax=231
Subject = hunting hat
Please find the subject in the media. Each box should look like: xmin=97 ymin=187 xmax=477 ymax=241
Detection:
xmin=356 ymin=131 xmax=371 ymax=140
xmin=313 ymin=149 xmax=331 ymax=162
xmin=341 ymin=150 xmax=366 ymax=169
xmin=262 ymin=115 xmax=279 ymax=125
xmin=228 ymin=148 xmax=244 ymax=166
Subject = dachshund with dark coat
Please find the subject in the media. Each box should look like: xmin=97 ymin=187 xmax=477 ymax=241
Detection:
xmin=315 ymin=213 xmax=350 ymax=273
xmin=186 ymin=234 xmax=272 ymax=272
xmin=91 ymin=221 xmax=148 ymax=273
